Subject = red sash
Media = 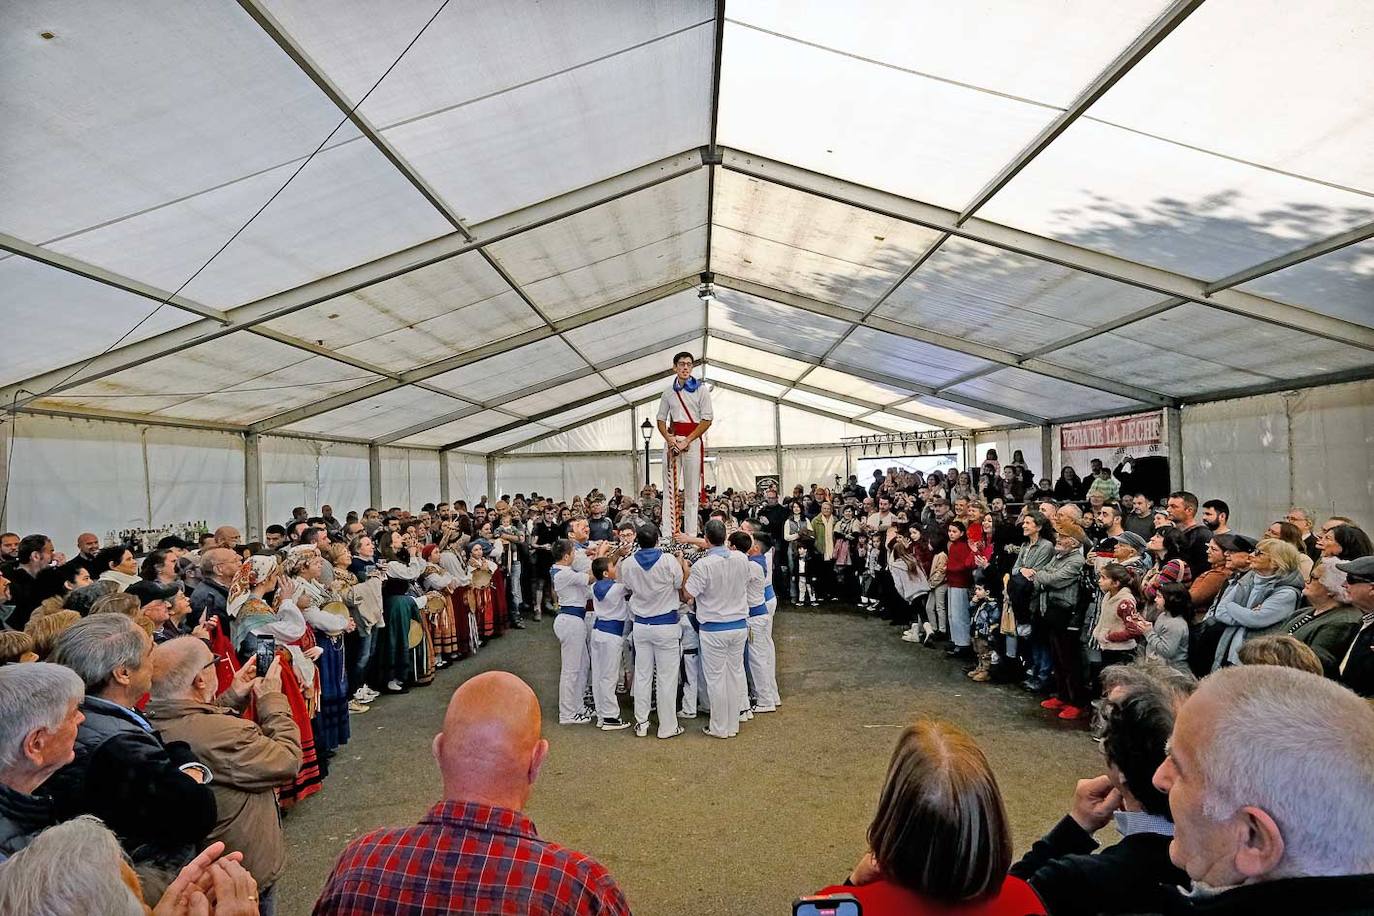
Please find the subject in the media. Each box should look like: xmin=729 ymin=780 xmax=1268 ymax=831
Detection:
xmin=672 ymin=388 xmax=707 ymax=501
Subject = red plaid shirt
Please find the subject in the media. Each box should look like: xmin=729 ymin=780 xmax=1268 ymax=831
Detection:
xmin=312 ymin=800 xmax=631 ymax=915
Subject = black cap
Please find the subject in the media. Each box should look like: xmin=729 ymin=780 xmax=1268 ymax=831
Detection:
xmin=156 ymin=535 xmax=192 ymax=550
xmin=1213 ymin=533 xmax=1257 ymax=554
xmin=126 ymin=579 xmax=180 ymax=606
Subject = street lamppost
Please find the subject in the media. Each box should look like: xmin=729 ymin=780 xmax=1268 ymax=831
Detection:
xmin=640 ymin=418 xmax=653 ymax=489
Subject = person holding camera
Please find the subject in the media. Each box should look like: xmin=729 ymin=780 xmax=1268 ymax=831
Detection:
xmin=147 ymin=636 xmax=303 ymax=915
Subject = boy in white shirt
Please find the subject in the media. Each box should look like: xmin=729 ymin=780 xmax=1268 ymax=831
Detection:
xmin=551 ymin=539 xmax=595 ymax=725
xmin=589 ymin=557 xmax=632 ymax=730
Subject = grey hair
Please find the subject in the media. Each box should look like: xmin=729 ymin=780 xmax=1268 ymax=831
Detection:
xmin=1196 ymin=666 xmax=1374 ymax=877
xmin=1101 ymin=657 xmax=1197 ymax=709
xmin=1315 ymin=556 xmax=1352 ymax=604
xmin=149 ymin=636 xmax=212 ymax=700
xmin=62 ymin=581 xmax=116 ymax=615
xmin=0 ymin=815 xmax=144 ymax=916
xmin=0 ymin=663 xmax=84 ymax=772
xmin=48 ymin=615 xmax=148 ymax=695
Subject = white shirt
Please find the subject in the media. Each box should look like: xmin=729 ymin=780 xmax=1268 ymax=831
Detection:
xmin=618 ymin=549 xmax=684 ymax=618
xmin=745 ymin=557 xmax=766 ymax=608
xmin=591 ymin=580 xmax=630 ymax=622
xmin=685 ymin=548 xmax=750 ymax=622
xmin=571 ymin=542 xmax=592 ymax=574
xmin=552 ymin=563 xmax=591 ymax=609
xmin=656 ymin=377 xmax=714 ymax=427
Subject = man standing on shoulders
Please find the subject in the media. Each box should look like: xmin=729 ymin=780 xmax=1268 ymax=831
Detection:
xmin=146 ymin=637 xmax=302 ymax=915
xmin=314 ymin=671 xmax=631 ymax=916
xmin=656 ymin=351 xmax=713 ymax=538
xmin=684 ymin=520 xmax=750 ymax=739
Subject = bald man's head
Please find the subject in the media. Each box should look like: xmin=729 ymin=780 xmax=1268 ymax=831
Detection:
xmin=432 ymin=671 xmax=549 ymax=812
xmin=150 ymin=636 xmax=215 ymax=703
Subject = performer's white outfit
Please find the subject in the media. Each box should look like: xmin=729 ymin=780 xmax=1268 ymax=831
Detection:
xmin=552 ymin=562 xmax=592 ymax=724
xmin=589 ymin=579 xmax=630 ymax=722
xmin=685 ymin=546 xmax=751 ymax=738
xmin=745 ymin=551 xmax=781 ymax=711
xmin=619 ymin=547 xmax=684 ymax=737
xmin=656 ymin=377 xmax=713 ymax=537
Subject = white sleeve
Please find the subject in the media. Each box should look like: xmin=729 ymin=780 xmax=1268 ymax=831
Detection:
xmin=656 ymin=388 xmax=672 ymax=423
xmin=696 ymin=383 xmax=713 ymax=421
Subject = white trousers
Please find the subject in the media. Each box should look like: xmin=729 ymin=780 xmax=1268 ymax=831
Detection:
xmin=679 ymin=618 xmax=707 ymax=715
xmin=632 ymin=623 xmax=681 ymax=737
xmin=700 ymin=627 xmax=748 ymax=738
xmin=663 ymin=443 xmax=702 ymax=537
xmin=746 ymin=614 xmax=780 ymax=709
xmin=589 ymin=629 xmax=627 ymax=720
xmin=554 ymin=613 xmax=590 ymax=722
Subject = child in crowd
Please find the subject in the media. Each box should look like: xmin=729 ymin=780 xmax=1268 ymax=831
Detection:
xmin=1140 ymin=581 xmax=1191 ymax=674
xmin=1093 ymin=563 xmax=1143 ymax=674
xmin=793 ymin=527 xmax=818 ymax=607
xmin=857 ymin=535 xmax=880 ymax=609
xmin=968 ymin=583 xmax=1001 ymax=682
xmin=588 ymin=557 xmax=631 ymax=731
xmin=926 ymin=548 xmax=949 ymax=639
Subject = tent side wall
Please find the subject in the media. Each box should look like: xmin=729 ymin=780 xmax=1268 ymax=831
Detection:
xmin=4 ymin=380 xmax=1369 ymax=552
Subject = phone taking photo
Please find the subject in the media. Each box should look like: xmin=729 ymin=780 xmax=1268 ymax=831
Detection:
xmin=793 ymin=894 xmax=861 ymax=916
xmin=254 ymin=637 xmax=276 ymax=677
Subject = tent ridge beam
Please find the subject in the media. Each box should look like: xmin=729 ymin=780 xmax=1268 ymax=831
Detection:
xmin=716 ymin=147 xmax=1374 ymax=352
xmin=713 ymin=275 xmax=1173 ymax=407
xmin=957 ymin=0 xmax=1205 ymax=222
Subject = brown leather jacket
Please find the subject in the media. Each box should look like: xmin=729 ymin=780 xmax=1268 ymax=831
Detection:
xmin=144 ymin=691 xmax=302 ymax=889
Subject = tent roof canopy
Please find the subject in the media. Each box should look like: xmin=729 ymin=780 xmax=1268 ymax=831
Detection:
xmin=4 ymin=0 xmax=1371 ymax=454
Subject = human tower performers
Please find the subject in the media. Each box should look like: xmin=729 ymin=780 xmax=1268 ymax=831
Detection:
xmin=685 ymin=519 xmax=751 ymax=739
xmin=656 ymin=351 xmax=713 ymax=538
xmin=616 ymin=522 xmax=688 ymax=739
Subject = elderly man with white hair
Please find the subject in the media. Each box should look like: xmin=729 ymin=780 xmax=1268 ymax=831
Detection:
xmin=1152 ymin=665 xmax=1374 ymax=914
xmin=0 ymin=662 xmax=85 ymax=859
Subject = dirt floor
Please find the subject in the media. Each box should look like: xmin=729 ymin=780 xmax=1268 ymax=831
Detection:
xmin=280 ymin=606 xmax=1107 ymax=915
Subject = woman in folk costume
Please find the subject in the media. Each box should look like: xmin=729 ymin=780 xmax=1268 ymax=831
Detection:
xmin=283 ymin=546 xmax=354 ymax=758
xmin=466 ymin=541 xmax=504 ymax=639
xmin=342 ymin=535 xmax=385 ymax=704
xmin=373 ymin=529 xmax=427 ymax=693
xmin=419 ymin=544 xmax=462 ymax=667
xmin=436 ymin=527 xmax=479 ymax=658
xmin=226 ymin=553 xmax=324 ymax=807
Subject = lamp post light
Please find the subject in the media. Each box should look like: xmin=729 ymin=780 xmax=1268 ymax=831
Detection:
xmin=640 ymin=418 xmax=653 ymax=488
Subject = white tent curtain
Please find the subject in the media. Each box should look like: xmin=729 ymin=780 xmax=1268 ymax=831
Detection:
xmin=446 ymin=453 xmax=490 ymax=505
xmin=711 ymin=450 xmax=777 ymax=494
xmin=379 ymin=447 xmax=442 ymax=510
xmin=145 ymin=427 xmax=246 ymax=533
xmin=783 ymin=448 xmax=849 ymax=494
xmin=316 ymin=443 xmax=371 ymax=515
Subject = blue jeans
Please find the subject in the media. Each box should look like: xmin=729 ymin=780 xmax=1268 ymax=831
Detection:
xmin=948 ymin=587 xmax=971 ymax=648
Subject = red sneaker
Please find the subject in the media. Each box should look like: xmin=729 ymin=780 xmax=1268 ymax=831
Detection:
xmin=1040 ymin=697 xmax=1066 ymax=711
xmin=1058 ymin=705 xmax=1085 ymax=720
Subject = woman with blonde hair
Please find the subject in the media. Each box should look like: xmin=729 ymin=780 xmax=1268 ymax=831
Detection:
xmin=815 ymin=719 xmax=1044 ymax=914
xmin=1206 ymin=537 xmax=1304 ymax=671
xmin=1266 ymin=520 xmax=1314 ymax=579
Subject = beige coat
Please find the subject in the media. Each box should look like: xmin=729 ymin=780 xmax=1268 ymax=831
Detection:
xmin=144 ymin=691 xmax=302 ymax=889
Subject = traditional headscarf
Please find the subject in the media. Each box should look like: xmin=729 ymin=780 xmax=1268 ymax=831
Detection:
xmin=227 ymin=555 xmax=280 ymax=618
xmin=282 ymin=545 xmax=321 ymax=578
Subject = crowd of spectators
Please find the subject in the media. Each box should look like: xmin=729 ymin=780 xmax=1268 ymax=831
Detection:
xmin=1 ymin=456 xmax=1371 ymax=914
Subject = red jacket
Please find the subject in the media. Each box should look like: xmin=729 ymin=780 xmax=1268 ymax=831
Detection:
xmin=816 ymin=876 xmax=1045 ymax=916
xmin=946 ymin=538 xmax=977 ymax=589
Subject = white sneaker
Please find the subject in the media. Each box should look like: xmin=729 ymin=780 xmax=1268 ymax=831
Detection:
xmin=598 ymin=717 xmax=632 ymax=731
xmin=738 ymin=709 xmax=753 ymax=722
xmin=559 ymin=711 xmax=594 ymax=725
xmin=677 ymin=708 xmax=696 ymax=719
xmin=385 ymin=679 xmax=405 ymax=692
xmin=634 ymin=722 xmax=650 ymax=737
xmin=358 ymin=686 xmax=380 ymax=701
xmin=658 ymin=725 xmax=686 ymax=739
xmin=750 ymin=704 xmax=777 ymax=714
xmin=352 ymin=687 xmax=374 ymax=703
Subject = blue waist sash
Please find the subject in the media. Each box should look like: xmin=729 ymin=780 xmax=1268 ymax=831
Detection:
xmin=748 ymin=603 xmax=768 ymax=617
xmin=593 ymin=619 xmax=626 ymax=636
xmin=763 ymin=584 xmax=776 ymax=601
xmin=700 ymin=618 xmax=748 ymax=632
xmin=634 ymin=611 xmax=679 ymax=626
xmin=558 ymin=605 xmax=588 ymax=618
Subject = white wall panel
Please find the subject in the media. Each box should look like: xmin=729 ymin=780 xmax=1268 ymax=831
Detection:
xmin=145 ymin=428 xmax=245 ymax=533
xmin=783 ymin=448 xmax=848 ymax=494
xmin=495 ymin=458 xmax=564 ymax=501
xmin=711 ymin=450 xmax=778 ymax=495
xmin=1288 ymin=380 xmax=1373 ymax=530
xmin=446 ymin=453 xmax=490 ymax=505
xmin=1182 ymin=396 xmax=1292 ymax=535
xmin=317 ymin=443 xmax=371 ymax=515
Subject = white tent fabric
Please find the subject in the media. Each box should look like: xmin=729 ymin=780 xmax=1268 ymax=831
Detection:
xmin=3 ymin=1 xmax=1373 ymax=534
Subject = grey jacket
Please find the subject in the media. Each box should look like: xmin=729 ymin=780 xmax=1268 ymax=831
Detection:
xmin=1209 ymin=569 xmax=1304 ymax=669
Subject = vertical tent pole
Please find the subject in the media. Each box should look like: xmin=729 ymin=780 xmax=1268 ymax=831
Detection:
xmin=245 ymin=433 xmax=263 ymax=542
xmin=485 ymin=455 xmax=497 ymax=503
xmin=368 ymin=444 xmax=383 ymax=510
xmin=438 ymin=450 xmax=451 ymax=504
xmin=1166 ymin=407 xmax=1183 ymax=491
xmin=1040 ymin=425 xmax=1054 ymax=485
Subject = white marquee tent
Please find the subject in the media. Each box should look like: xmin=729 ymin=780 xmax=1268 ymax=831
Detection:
xmin=2 ymin=0 xmax=1372 ymax=552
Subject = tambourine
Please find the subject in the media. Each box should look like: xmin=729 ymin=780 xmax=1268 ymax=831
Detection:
xmin=470 ymin=567 xmax=493 ymax=589
xmin=321 ymin=600 xmax=350 ymax=619
xmin=407 ymin=619 xmax=425 ymax=649
xmin=424 ymin=593 xmax=448 ymax=616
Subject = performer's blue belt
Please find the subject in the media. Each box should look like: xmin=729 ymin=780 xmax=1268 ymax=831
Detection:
xmin=593 ymin=619 xmax=626 ymax=636
xmin=748 ymin=603 xmax=768 ymax=617
xmin=763 ymin=584 xmax=776 ymax=602
xmin=558 ymin=606 xmax=587 ymax=618
xmin=635 ymin=611 xmax=679 ymax=626
xmin=700 ymin=618 xmax=748 ymax=632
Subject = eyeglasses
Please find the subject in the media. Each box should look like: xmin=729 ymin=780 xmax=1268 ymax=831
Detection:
xmin=200 ymin=654 xmax=224 ymax=671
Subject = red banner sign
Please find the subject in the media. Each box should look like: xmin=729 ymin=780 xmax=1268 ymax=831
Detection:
xmin=1060 ymin=412 xmax=1162 ymax=452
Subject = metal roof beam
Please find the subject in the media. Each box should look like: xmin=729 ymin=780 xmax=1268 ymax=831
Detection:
xmin=0 ymin=148 xmax=706 ymax=411
xmin=713 ymin=275 xmax=1172 ymax=407
xmin=717 ymin=148 xmax=1374 ymax=352
xmin=706 ymin=329 xmax=1044 ymax=426
xmin=705 ymin=359 xmax=962 ymax=431
xmin=247 ymin=278 xmax=695 ymax=433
